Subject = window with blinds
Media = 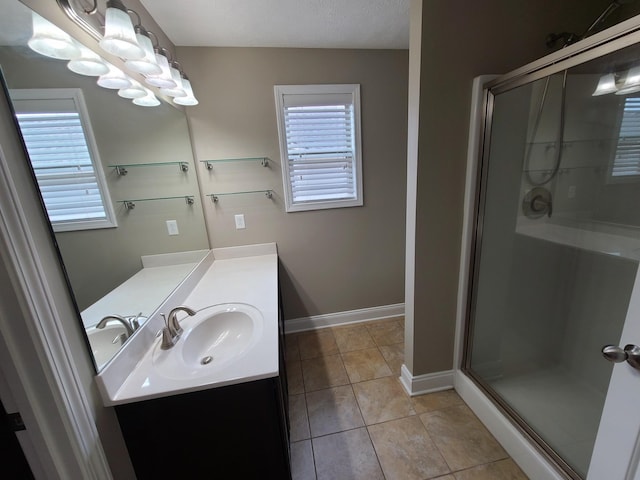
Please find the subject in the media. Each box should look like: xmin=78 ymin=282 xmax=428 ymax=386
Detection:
xmin=10 ymin=89 xmax=116 ymax=231
xmin=612 ymin=96 xmax=640 ymax=178
xmin=274 ymin=84 xmax=363 ymax=212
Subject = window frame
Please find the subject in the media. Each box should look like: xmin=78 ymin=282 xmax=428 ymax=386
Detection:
xmin=274 ymin=84 xmax=363 ymax=212
xmin=10 ymin=88 xmax=117 ymax=232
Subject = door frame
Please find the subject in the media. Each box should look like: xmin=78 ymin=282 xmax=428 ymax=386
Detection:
xmin=453 ymin=14 xmax=640 ymax=480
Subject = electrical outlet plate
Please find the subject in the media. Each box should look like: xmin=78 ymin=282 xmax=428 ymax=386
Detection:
xmin=235 ymin=214 xmax=246 ymax=229
xmin=166 ymin=220 xmax=179 ymax=235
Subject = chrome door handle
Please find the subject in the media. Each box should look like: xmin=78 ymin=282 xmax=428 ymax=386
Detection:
xmin=602 ymin=344 xmax=640 ymax=370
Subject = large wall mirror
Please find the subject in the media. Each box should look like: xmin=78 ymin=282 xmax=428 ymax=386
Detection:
xmin=0 ymin=0 xmax=209 ymax=370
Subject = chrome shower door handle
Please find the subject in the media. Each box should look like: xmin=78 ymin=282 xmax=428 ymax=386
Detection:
xmin=624 ymin=344 xmax=640 ymax=370
xmin=602 ymin=344 xmax=640 ymax=370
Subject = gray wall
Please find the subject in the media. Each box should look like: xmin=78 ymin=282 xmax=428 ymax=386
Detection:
xmin=177 ymin=47 xmax=409 ymax=320
xmin=409 ymin=0 xmax=614 ymax=376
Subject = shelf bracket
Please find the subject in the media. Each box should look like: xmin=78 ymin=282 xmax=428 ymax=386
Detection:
xmin=179 ymin=162 xmax=189 ymax=172
xmin=124 ymin=201 xmax=135 ymax=210
xmin=261 ymin=158 xmax=269 ymax=167
xmin=185 ymin=196 xmax=194 ymax=205
xmin=115 ymin=166 xmax=128 ymax=176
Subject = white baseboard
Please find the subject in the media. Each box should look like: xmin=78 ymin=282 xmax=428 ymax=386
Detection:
xmin=399 ymin=364 xmax=455 ymax=396
xmin=284 ymin=303 xmax=404 ymax=334
xmin=454 ymin=370 xmax=564 ymax=480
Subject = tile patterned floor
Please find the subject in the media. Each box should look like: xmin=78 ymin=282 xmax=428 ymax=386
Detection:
xmin=285 ymin=318 xmax=529 ymax=480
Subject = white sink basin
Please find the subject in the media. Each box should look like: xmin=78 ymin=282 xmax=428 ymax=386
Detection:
xmin=151 ymin=303 xmax=264 ymax=380
xmin=87 ymin=324 xmax=129 ymax=369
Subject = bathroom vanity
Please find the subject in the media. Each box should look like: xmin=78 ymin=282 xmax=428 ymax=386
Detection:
xmin=95 ymin=244 xmax=290 ymax=479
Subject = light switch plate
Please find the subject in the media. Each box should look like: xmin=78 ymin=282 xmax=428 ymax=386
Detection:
xmin=235 ymin=214 xmax=246 ymax=230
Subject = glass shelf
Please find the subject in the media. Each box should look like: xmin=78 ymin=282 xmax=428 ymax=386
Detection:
xmin=207 ymin=190 xmax=273 ymax=202
xmin=200 ymin=157 xmax=269 ymax=169
xmin=109 ymin=162 xmax=190 ymax=175
xmin=118 ymin=195 xmax=195 ymax=210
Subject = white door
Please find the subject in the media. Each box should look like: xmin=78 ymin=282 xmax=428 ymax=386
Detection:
xmin=589 ymin=265 xmax=640 ymax=480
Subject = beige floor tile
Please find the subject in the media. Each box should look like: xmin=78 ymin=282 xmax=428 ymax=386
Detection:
xmin=298 ymin=330 xmax=339 ymax=359
xmin=412 ymin=389 xmax=465 ymax=414
xmin=366 ymin=319 xmax=404 ymax=346
xmin=420 ymin=405 xmax=508 ymax=471
xmin=285 ymin=334 xmax=301 ymax=362
xmin=332 ymin=325 xmax=376 ymax=353
xmin=290 ymin=394 xmax=311 ymax=442
xmin=312 ymin=428 xmax=384 ymax=480
xmin=287 ymin=360 xmax=305 ymax=395
xmin=342 ymin=348 xmax=393 ymax=383
xmin=353 ymin=376 xmax=415 ymax=425
xmin=454 ymin=459 xmax=528 ymax=480
xmin=301 ymin=354 xmax=350 ymax=392
xmin=368 ymin=416 xmax=450 ymax=480
xmin=291 ymin=440 xmax=316 ymax=480
xmin=306 ymin=385 xmax=364 ymax=437
xmin=378 ymin=343 xmax=404 ymax=375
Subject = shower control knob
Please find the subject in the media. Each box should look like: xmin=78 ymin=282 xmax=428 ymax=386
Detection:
xmin=602 ymin=344 xmax=640 ymax=371
xmin=602 ymin=345 xmax=628 ymax=363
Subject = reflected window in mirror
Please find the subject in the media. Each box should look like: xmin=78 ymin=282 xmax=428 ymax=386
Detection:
xmin=611 ymin=96 xmax=640 ymax=181
xmin=10 ymin=87 xmax=116 ymax=231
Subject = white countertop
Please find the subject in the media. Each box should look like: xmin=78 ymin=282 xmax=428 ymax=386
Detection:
xmin=81 ymin=250 xmax=209 ymax=328
xmin=95 ymin=243 xmax=279 ymax=406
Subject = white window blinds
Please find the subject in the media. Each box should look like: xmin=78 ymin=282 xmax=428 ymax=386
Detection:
xmin=613 ymin=97 xmax=640 ymax=177
xmin=275 ymin=85 xmax=363 ymax=212
xmin=11 ymin=89 xmax=116 ymax=231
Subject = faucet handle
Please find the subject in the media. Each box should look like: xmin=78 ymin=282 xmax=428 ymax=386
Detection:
xmin=160 ymin=327 xmax=176 ymax=350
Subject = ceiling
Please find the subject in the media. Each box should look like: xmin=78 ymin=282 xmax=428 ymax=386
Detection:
xmin=138 ymin=0 xmax=410 ymax=49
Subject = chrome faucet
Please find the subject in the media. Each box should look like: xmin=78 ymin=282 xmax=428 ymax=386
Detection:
xmin=160 ymin=306 xmax=196 ymax=350
xmin=96 ymin=314 xmax=135 ymax=337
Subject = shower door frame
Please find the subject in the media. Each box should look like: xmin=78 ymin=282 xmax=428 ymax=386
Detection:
xmin=459 ymin=15 xmax=640 ymax=480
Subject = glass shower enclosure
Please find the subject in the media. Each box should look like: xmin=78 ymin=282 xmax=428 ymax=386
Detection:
xmin=464 ymin=32 xmax=640 ymax=479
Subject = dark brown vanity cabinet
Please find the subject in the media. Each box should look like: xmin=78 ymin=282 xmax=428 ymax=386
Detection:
xmin=115 ymin=306 xmax=290 ymax=479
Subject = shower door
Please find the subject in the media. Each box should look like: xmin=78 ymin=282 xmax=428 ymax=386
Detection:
xmin=464 ymin=35 xmax=640 ymax=480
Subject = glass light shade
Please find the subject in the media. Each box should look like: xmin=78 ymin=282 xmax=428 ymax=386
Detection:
xmin=67 ymin=44 xmax=109 ymax=76
xmin=97 ymin=65 xmax=132 ymax=89
xmin=145 ymin=52 xmax=177 ymax=89
xmin=616 ymin=66 xmax=640 ymax=95
xmin=174 ymin=78 xmax=199 ymax=106
xmin=28 ymin=12 xmax=81 ymax=60
xmin=592 ymin=73 xmax=617 ymax=96
xmin=99 ymin=3 xmax=144 ymax=60
xmin=133 ymin=89 xmax=161 ymax=107
xmin=159 ymin=64 xmax=187 ymax=97
xmin=124 ymin=31 xmax=162 ymax=75
xmin=118 ymin=80 xmax=147 ymax=99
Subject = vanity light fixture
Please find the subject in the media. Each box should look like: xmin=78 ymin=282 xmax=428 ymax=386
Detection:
xmin=124 ymin=17 xmax=162 ymax=75
xmin=67 ymin=43 xmax=109 ymax=76
xmin=133 ymin=88 xmax=161 ymax=107
xmin=592 ymin=73 xmax=618 ymax=96
xmin=118 ymin=79 xmax=147 ymax=99
xmin=97 ymin=64 xmax=132 ymax=89
xmin=28 ymin=12 xmax=81 ymax=60
xmin=616 ymin=65 xmax=640 ymax=95
xmin=145 ymin=47 xmax=178 ymax=89
xmin=99 ymin=0 xmax=145 ymax=60
xmin=159 ymin=61 xmax=187 ymax=97
xmin=174 ymin=74 xmax=199 ymax=106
